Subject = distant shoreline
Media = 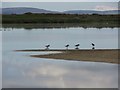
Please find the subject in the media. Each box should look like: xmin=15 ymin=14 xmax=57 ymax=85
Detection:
xmin=16 ymin=49 xmax=119 ymax=64
xmin=2 ymin=14 xmax=120 ymax=28
xmin=2 ymin=23 xmax=119 ymax=29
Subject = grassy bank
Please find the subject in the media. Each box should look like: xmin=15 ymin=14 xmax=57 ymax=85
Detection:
xmin=16 ymin=49 xmax=119 ymax=64
xmin=2 ymin=14 xmax=119 ymax=27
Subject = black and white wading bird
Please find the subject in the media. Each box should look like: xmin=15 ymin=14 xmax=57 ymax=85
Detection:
xmin=91 ymin=43 xmax=95 ymax=49
xmin=92 ymin=43 xmax=95 ymax=46
xmin=45 ymin=44 xmax=50 ymax=50
xmin=65 ymin=44 xmax=69 ymax=50
xmin=75 ymin=44 xmax=80 ymax=49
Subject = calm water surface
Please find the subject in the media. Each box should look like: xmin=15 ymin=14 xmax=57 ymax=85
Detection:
xmin=2 ymin=27 xmax=118 ymax=88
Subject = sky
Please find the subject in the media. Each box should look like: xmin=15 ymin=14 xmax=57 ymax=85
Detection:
xmin=2 ymin=2 xmax=119 ymax=11
xmin=1 ymin=0 xmax=120 ymax=2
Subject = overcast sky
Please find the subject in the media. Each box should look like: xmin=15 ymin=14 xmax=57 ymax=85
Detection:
xmin=2 ymin=2 xmax=119 ymax=11
xmin=1 ymin=0 xmax=119 ymax=2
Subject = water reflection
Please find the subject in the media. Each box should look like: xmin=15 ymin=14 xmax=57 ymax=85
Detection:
xmin=2 ymin=23 xmax=118 ymax=30
xmin=2 ymin=27 xmax=118 ymax=49
xmin=2 ymin=27 xmax=118 ymax=88
xmin=2 ymin=51 xmax=118 ymax=88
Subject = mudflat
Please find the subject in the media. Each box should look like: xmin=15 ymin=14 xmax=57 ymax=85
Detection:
xmin=16 ymin=49 xmax=120 ymax=64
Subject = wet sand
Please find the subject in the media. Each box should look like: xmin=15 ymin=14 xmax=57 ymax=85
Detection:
xmin=16 ymin=49 xmax=119 ymax=64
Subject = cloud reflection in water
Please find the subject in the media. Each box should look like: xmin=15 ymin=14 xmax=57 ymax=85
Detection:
xmin=2 ymin=27 xmax=118 ymax=88
xmin=3 ymin=54 xmax=118 ymax=88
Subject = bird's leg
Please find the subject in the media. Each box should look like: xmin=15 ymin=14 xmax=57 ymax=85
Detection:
xmin=47 ymin=47 xmax=49 ymax=50
xmin=67 ymin=47 xmax=68 ymax=50
xmin=45 ymin=47 xmax=48 ymax=50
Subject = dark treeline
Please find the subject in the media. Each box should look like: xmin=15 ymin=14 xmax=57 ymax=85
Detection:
xmin=2 ymin=13 xmax=120 ymax=27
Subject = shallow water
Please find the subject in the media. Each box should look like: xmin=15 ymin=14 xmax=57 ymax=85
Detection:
xmin=2 ymin=27 xmax=118 ymax=88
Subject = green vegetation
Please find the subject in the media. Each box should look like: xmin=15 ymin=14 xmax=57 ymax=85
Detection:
xmin=2 ymin=14 xmax=119 ymax=25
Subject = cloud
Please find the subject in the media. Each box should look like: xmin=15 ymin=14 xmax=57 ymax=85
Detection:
xmin=95 ymin=5 xmax=118 ymax=11
xmin=3 ymin=59 xmax=118 ymax=88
